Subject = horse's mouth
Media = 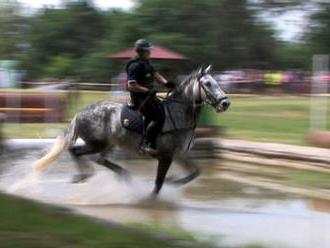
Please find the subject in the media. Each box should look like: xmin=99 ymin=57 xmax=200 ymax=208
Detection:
xmin=216 ymin=99 xmax=230 ymax=112
xmin=216 ymin=104 xmax=224 ymax=112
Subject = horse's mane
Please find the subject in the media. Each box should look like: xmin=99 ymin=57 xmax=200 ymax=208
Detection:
xmin=179 ymin=70 xmax=199 ymax=89
xmin=167 ymin=70 xmax=199 ymax=99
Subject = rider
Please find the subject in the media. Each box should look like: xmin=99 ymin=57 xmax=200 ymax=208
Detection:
xmin=126 ymin=39 xmax=175 ymax=155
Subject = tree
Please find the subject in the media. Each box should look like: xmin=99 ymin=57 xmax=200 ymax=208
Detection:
xmin=0 ymin=0 xmax=25 ymax=60
xmin=42 ymin=55 xmax=75 ymax=79
xmin=307 ymin=1 xmax=330 ymax=55
xmin=21 ymin=0 xmax=105 ymax=79
xmin=131 ymin=0 xmax=277 ymax=70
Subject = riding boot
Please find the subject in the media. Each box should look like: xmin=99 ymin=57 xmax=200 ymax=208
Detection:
xmin=140 ymin=121 xmax=159 ymax=156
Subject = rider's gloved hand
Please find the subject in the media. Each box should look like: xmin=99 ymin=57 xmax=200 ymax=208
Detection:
xmin=165 ymin=81 xmax=176 ymax=89
xmin=148 ymin=88 xmax=157 ymax=96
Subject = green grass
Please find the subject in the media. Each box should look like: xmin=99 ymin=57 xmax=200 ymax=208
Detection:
xmin=0 ymin=193 xmax=267 ymax=248
xmin=201 ymin=95 xmax=330 ymax=145
xmin=0 ymin=193 xmax=203 ymax=248
xmin=284 ymin=170 xmax=330 ymax=189
xmin=3 ymin=92 xmax=330 ymax=145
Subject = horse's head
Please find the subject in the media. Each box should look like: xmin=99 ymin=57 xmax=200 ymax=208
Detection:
xmin=195 ymin=65 xmax=230 ymax=112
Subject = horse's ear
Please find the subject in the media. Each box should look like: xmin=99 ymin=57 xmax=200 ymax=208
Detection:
xmin=197 ymin=66 xmax=204 ymax=75
xmin=197 ymin=65 xmax=205 ymax=78
xmin=204 ymin=65 xmax=212 ymax=74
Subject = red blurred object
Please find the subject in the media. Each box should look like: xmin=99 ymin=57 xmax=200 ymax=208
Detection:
xmin=109 ymin=45 xmax=186 ymax=60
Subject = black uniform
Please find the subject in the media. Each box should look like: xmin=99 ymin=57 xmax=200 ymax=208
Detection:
xmin=126 ymin=58 xmax=164 ymax=148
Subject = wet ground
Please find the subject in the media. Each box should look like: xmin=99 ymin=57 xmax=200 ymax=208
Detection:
xmin=1 ymin=146 xmax=330 ymax=248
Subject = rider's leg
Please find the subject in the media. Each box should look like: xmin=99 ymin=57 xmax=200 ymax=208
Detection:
xmin=142 ymin=99 xmax=165 ymax=151
xmin=145 ymin=120 xmax=162 ymax=149
xmin=140 ymin=114 xmax=151 ymax=147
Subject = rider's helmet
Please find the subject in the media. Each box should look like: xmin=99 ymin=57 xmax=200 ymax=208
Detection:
xmin=135 ymin=39 xmax=152 ymax=52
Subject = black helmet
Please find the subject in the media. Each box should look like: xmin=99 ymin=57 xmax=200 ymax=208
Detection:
xmin=135 ymin=39 xmax=152 ymax=52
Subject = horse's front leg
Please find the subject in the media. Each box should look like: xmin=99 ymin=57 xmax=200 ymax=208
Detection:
xmin=152 ymin=157 xmax=173 ymax=196
xmin=166 ymin=156 xmax=200 ymax=185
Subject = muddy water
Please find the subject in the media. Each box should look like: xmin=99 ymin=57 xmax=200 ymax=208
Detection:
xmin=1 ymin=147 xmax=330 ymax=248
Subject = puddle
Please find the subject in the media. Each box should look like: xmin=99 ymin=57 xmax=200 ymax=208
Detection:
xmin=1 ymin=147 xmax=330 ymax=248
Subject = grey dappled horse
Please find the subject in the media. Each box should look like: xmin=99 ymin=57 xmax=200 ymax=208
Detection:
xmin=33 ymin=65 xmax=230 ymax=196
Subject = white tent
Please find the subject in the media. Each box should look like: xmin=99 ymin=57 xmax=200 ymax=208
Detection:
xmin=0 ymin=60 xmax=18 ymax=88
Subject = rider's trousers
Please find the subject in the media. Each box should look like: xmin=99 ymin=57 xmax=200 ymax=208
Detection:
xmin=139 ymin=96 xmax=165 ymax=148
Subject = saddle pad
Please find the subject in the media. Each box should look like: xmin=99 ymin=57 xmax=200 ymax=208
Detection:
xmin=120 ymin=105 xmax=143 ymax=133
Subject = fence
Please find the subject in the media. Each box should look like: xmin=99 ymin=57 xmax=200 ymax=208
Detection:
xmin=0 ymin=92 xmax=67 ymax=123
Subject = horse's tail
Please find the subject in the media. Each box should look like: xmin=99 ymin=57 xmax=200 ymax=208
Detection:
xmin=33 ymin=115 xmax=78 ymax=172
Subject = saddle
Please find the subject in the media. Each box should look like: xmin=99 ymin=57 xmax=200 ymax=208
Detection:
xmin=120 ymin=100 xmax=195 ymax=134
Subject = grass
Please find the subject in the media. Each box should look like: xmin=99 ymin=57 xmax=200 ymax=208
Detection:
xmin=201 ymin=95 xmax=330 ymax=145
xmin=3 ymin=92 xmax=330 ymax=145
xmin=284 ymin=170 xmax=330 ymax=189
xmin=0 ymin=193 xmax=269 ymax=248
xmin=0 ymin=193 xmax=204 ymax=248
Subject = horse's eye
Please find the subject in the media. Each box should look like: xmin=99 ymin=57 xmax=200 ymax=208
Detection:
xmin=205 ymin=81 xmax=211 ymax=87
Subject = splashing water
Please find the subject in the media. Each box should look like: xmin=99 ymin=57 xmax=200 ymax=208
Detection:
xmin=0 ymin=149 xmax=182 ymax=207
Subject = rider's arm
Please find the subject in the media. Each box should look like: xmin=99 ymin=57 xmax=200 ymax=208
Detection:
xmin=127 ymin=81 xmax=149 ymax=92
xmin=154 ymin=72 xmax=168 ymax=85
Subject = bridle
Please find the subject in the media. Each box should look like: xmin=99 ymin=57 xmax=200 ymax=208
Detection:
xmin=195 ymin=75 xmax=228 ymax=108
xmin=161 ymin=74 xmax=228 ymax=109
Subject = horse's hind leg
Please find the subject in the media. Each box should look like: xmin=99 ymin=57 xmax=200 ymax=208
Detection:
xmin=95 ymin=153 xmax=130 ymax=181
xmin=69 ymin=144 xmax=100 ymax=183
xmin=166 ymin=156 xmax=200 ymax=185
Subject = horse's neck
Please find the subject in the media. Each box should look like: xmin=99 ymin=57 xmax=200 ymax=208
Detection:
xmin=172 ymin=80 xmax=202 ymax=122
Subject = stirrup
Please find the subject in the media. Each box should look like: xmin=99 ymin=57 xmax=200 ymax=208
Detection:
xmin=139 ymin=143 xmax=158 ymax=156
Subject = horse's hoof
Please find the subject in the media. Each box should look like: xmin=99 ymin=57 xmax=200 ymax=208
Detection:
xmin=119 ymin=171 xmax=132 ymax=183
xmin=149 ymin=194 xmax=158 ymax=201
xmin=71 ymin=174 xmax=92 ymax=183
xmin=150 ymin=189 xmax=159 ymax=199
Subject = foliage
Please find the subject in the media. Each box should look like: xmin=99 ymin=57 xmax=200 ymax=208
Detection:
xmin=42 ymin=55 xmax=75 ymax=79
xmin=306 ymin=2 xmax=330 ymax=56
xmin=20 ymin=0 xmax=105 ymax=80
xmin=0 ymin=0 xmax=25 ymax=60
xmin=1 ymin=0 xmax=329 ymax=81
xmin=274 ymin=41 xmax=309 ymax=69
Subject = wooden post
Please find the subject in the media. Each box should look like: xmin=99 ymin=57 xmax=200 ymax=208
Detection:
xmin=0 ymin=113 xmax=5 ymax=145
xmin=310 ymin=55 xmax=329 ymax=131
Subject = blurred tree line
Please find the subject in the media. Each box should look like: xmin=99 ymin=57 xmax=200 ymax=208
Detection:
xmin=0 ymin=0 xmax=329 ymax=82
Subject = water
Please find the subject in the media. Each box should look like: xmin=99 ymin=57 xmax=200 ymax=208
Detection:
xmin=1 ymin=147 xmax=330 ymax=248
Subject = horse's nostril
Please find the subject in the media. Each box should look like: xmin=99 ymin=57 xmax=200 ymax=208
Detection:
xmin=222 ymin=100 xmax=230 ymax=110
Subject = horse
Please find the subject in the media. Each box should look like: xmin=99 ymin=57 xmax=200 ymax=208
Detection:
xmin=33 ymin=65 xmax=230 ymax=196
